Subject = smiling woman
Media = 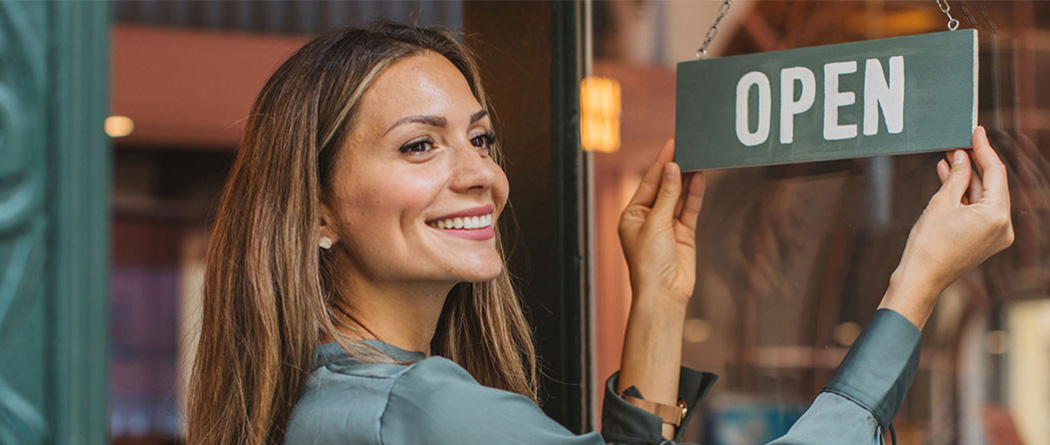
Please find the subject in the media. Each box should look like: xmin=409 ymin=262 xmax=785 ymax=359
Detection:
xmin=186 ymin=23 xmax=539 ymax=444
xmin=319 ymin=53 xmax=508 ymax=287
xmin=186 ymin=21 xmax=1015 ymax=445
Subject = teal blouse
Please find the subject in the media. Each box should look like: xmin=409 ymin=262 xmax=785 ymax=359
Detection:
xmin=285 ymin=309 xmax=921 ymax=444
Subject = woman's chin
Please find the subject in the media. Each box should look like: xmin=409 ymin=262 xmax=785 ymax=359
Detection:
xmin=441 ymin=252 xmax=503 ymax=283
xmin=450 ymin=265 xmax=503 ymax=284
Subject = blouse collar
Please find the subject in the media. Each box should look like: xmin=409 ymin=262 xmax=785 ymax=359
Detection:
xmin=312 ymin=339 xmax=426 ymax=370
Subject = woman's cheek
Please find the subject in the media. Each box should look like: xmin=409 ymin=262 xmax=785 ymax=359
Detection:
xmin=385 ymin=170 xmax=445 ymax=214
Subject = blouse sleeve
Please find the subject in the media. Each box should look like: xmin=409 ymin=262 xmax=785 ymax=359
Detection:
xmin=380 ymin=356 xmax=606 ymax=445
xmin=768 ymin=309 xmax=922 ymax=445
xmin=381 ymin=356 xmax=718 ymax=445
xmin=382 ymin=309 xmax=917 ymax=445
xmin=600 ymin=368 xmax=717 ymax=444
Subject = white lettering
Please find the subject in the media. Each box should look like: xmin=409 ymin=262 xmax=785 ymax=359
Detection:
xmin=736 ymin=71 xmax=771 ymax=147
xmin=863 ymin=56 xmax=905 ymax=135
xmin=824 ymin=61 xmax=858 ymax=141
xmin=779 ymin=67 xmax=816 ymax=144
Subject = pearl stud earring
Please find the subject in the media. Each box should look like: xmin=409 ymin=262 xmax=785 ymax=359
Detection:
xmin=319 ymin=236 xmax=333 ymax=250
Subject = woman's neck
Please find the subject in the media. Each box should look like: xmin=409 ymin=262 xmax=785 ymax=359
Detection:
xmin=332 ymin=277 xmax=454 ymax=356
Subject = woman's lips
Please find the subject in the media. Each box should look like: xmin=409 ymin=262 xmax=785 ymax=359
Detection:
xmin=427 ymin=203 xmax=496 ymax=222
xmin=426 ymin=213 xmax=495 ymax=241
xmin=425 ymin=204 xmax=497 ymax=241
xmin=433 ymin=225 xmax=495 ymax=241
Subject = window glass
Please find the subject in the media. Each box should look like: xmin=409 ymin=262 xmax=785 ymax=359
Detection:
xmin=588 ymin=2 xmax=1050 ymax=443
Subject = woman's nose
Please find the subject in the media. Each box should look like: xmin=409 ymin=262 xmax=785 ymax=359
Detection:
xmin=448 ymin=142 xmax=499 ymax=193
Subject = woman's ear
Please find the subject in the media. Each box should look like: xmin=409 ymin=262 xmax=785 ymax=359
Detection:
xmin=318 ymin=204 xmax=338 ymax=250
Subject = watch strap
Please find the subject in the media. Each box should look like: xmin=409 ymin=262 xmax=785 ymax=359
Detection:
xmin=619 ymin=394 xmax=687 ymax=427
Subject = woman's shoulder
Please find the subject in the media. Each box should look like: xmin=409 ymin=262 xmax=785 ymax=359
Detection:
xmin=382 ymin=356 xmax=588 ymax=444
xmin=283 ymin=344 xmax=485 ymax=445
xmin=287 ymin=345 xmax=589 ymax=444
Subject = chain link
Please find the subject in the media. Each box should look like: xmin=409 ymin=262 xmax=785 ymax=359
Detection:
xmin=697 ymin=0 xmax=733 ymax=59
xmin=936 ymin=0 xmax=960 ymax=31
xmin=696 ymin=0 xmax=960 ymax=59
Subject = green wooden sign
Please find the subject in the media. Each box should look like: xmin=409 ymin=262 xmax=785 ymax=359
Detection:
xmin=675 ymin=30 xmax=977 ymax=171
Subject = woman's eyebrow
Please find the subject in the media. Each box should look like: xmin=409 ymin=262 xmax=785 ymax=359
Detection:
xmin=383 ymin=110 xmax=489 ymax=136
xmin=384 ymin=115 xmax=447 ymax=135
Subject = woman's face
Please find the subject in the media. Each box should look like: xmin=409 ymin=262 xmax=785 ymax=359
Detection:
xmin=322 ymin=53 xmax=509 ymax=287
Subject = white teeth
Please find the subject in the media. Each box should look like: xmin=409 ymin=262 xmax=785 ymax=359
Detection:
xmin=427 ymin=213 xmax=495 ymax=230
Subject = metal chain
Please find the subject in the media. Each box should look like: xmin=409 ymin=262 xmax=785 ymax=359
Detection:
xmin=695 ymin=0 xmax=961 ymax=59
xmin=936 ymin=0 xmax=960 ymax=31
xmin=696 ymin=0 xmax=732 ymax=59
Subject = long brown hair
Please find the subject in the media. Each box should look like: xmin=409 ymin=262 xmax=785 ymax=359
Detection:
xmin=187 ymin=23 xmax=537 ymax=444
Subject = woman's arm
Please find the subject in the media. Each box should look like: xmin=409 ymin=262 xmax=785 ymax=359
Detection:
xmin=613 ymin=126 xmax=1013 ymax=442
xmin=879 ymin=126 xmax=1014 ymax=329
xmin=771 ymin=126 xmax=1014 ymax=444
xmin=616 ymin=139 xmax=706 ymax=440
xmin=770 ymin=309 xmax=921 ymax=445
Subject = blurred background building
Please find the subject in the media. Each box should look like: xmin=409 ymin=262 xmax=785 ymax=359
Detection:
xmin=1 ymin=1 xmax=1048 ymax=444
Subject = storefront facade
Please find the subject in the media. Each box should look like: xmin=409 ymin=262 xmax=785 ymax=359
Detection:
xmin=1 ymin=1 xmax=1048 ymax=444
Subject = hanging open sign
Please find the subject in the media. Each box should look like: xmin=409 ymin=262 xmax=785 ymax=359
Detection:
xmin=675 ymin=30 xmax=978 ymax=170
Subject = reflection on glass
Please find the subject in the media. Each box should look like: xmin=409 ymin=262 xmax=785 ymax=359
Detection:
xmin=590 ymin=1 xmax=1050 ymax=443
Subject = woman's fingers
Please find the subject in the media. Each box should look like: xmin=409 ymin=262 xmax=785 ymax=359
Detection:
xmin=971 ymin=127 xmax=988 ymax=180
xmin=650 ymin=162 xmax=683 ymax=222
xmin=938 ymin=149 xmax=973 ymax=204
xmin=970 ymin=126 xmax=1009 ymax=204
xmin=678 ymin=172 xmax=707 ymax=233
xmin=969 ymin=165 xmax=984 ymax=203
xmin=674 ymin=172 xmax=691 ymax=218
xmin=656 ymin=138 xmax=676 ymax=163
xmin=626 ymin=139 xmax=676 ymax=209
xmin=937 ymin=154 xmax=973 ymax=204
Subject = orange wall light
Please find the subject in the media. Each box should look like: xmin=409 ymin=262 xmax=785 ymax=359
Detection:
xmin=580 ymin=76 xmax=622 ymax=153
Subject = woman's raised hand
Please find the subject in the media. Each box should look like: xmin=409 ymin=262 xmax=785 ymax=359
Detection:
xmin=880 ymin=126 xmax=1015 ymax=329
xmin=618 ymin=139 xmax=707 ymax=307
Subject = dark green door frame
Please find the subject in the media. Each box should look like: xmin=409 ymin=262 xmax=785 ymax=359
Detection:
xmin=463 ymin=0 xmax=589 ymax=433
xmin=0 ymin=1 xmax=111 ymax=444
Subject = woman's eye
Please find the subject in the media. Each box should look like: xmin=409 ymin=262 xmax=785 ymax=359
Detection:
xmin=399 ymin=138 xmax=435 ymax=154
xmin=470 ymin=132 xmax=497 ymax=151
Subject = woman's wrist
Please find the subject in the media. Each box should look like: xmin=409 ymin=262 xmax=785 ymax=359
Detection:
xmin=877 ymin=263 xmax=942 ymax=330
xmin=630 ymin=281 xmax=692 ymax=310
xmin=628 ymin=297 xmax=688 ymax=329
xmin=619 ymin=287 xmax=687 ymax=400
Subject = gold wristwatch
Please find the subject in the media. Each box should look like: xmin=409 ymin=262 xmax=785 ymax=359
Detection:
xmin=619 ymin=394 xmax=688 ymax=427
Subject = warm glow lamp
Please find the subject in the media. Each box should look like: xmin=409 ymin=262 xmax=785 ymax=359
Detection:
xmin=580 ymin=76 xmax=621 ymax=153
xmin=105 ymin=115 xmax=135 ymax=138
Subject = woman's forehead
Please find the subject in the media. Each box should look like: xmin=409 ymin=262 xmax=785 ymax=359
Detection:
xmin=358 ymin=53 xmax=483 ymax=131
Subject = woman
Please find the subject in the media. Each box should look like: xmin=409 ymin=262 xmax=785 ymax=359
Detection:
xmin=187 ymin=23 xmax=1014 ymax=444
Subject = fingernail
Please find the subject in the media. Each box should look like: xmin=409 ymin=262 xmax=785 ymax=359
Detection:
xmin=953 ymin=150 xmax=965 ymax=165
xmin=664 ymin=163 xmax=677 ymax=179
